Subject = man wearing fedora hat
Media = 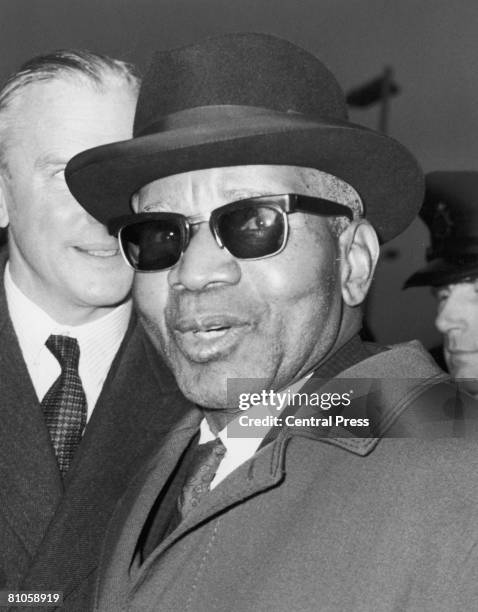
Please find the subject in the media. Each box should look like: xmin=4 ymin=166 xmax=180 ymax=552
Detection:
xmin=406 ymin=171 xmax=478 ymax=397
xmin=67 ymin=34 xmax=478 ymax=611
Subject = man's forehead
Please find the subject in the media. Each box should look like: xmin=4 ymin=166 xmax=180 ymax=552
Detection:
xmin=7 ymin=77 xmax=82 ymax=112
xmin=6 ymin=76 xmax=135 ymax=123
xmin=4 ymin=77 xmax=137 ymax=158
xmin=136 ymin=165 xmax=363 ymax=214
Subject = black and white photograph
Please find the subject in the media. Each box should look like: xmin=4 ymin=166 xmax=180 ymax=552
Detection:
xmin=1 ymin=1 xmax=478 ymax=610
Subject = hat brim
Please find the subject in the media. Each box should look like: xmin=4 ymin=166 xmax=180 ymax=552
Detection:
xmin=404 ymin=258 xmax=478 ymax=288
xmin=65 ymin=112 xmax=424 ymax=243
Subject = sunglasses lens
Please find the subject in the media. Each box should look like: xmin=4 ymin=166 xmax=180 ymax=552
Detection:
xmin=216 ymin=204 xmax=285 ymax=258
xmin=120 ymin=219 xmax=182 ymax=271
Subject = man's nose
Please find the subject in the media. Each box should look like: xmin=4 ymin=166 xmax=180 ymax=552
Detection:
xmin=168 ymin=223 xmax=241 ymax=291
xmin=435 ymin=288 xmax=466 ymax=335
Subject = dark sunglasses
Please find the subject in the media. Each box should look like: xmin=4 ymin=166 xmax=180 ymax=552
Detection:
xmin=108 ymin=194 xmax=354 ymax=272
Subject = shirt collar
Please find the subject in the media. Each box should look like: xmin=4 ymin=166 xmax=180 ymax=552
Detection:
xmin=197 ymin=335 xmax=373 ymax=459
xmin=199 ymin=369 xmax=314 ymax=451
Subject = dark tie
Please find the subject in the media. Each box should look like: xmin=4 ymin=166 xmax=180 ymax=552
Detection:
xmin=178 ymin=437 xmax=226 ymax=518
xmin=41 ymin=334 xmax=87 ymax=474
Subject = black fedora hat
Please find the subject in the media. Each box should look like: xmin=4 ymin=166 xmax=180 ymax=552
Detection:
xmin=65 ymin=32 xmax=423 ymax=243
xmin=405 ymin=171 xmax=478 ymax=288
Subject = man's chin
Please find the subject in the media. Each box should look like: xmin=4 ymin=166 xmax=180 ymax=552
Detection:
xmin=180 ymin=382 xmax=229 ymax=410
xmin=452 ymin=375 xmax=478 ymax=397
xmin=172 ymin=361 xmax=230 ymax=409
xmin=447 ymin=359 xmax=478 ymax=394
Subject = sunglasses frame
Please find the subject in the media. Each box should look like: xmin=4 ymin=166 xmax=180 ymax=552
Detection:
xmin=109 ymin=194 xmax=354 ymax=272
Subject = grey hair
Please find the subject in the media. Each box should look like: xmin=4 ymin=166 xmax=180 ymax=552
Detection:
xmin=295 ymin=167 xmax=363 ymax=238
xmin=0 ymin=49 xmax=140 ymax=170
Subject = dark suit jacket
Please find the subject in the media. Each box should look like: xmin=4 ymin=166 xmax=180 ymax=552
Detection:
xmin=94 ymin=341 xmax=478 ymax=612
xmin=0 ymin=253 xmax=193 ymax=610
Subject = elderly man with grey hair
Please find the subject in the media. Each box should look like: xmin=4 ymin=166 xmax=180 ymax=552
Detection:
xmin=68 ymin=34 xmax=478 ymax=611
xmin=0 ymin=50 xmax=192 ymax=610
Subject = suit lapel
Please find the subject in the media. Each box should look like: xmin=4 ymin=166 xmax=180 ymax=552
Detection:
xmin=0 ymin=268 xmax=62 ymax=559
xmin=21 ymin=319 xmax=194 ymax=601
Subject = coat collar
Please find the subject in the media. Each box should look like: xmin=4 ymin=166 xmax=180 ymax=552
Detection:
xmin=287 ymin=339 xmax=449 ymax=456
xmin=95 ymin=407 xmax=204 ymax=609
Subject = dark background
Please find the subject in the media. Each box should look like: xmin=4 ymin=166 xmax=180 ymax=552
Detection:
xmin=2 ymin=0 xmax=477 ymax=347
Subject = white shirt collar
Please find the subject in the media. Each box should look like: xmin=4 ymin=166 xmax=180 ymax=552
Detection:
xmin=199 ymin=372 xmax=313 ymax=489
xmin=4 ymin=261 xmax=132 ymax=415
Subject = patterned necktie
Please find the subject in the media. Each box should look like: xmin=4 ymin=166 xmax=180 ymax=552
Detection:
xmin=41 ymin=334 xmax=87 ymax=474
xmin=178 ymin=437 xmax=226 ymax=518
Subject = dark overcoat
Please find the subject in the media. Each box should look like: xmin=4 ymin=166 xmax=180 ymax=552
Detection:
xmin=94 ymin=341 xmax=478 ymax=612
xmin=0 ymin=252 xmax=192 ymax=610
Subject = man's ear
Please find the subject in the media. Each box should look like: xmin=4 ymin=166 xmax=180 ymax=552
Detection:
xmin=338 ymin=219 xmax=379 ymax=307
xmin=0 ymin=174 xmax=10 ymax=228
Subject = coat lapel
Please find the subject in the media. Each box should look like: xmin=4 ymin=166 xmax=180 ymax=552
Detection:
xmin=143 ymin=432 xmax=287 ymax=565
xmin=97 ymin=407 xmax=204 ymax=609
xmin=0 ymin=270 xmax=62 ymax=560
xmin=21 ymin=319 xmax=195 ymax=603
xmin=99 ymin=415 xmax=287 ymax=607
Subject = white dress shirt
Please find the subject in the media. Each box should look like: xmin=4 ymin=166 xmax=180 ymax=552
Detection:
xmin=4 ymin=263 xmax=132 ymax=421
xmin=199 ymin=373 xmax=313 ymax=489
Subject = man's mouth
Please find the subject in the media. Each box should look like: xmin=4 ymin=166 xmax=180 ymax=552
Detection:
xmin=444 ymin=347 xmax=478 ymax=372
xmin=172 ymin=315 xmax=252 ymax=362
xmin=447 ymin=349 xmax=478 ymax=358
xmin=192 ymin=328 xmax=230 ymax=340
xmin=74 ymin=246 xmax=120 ymax=258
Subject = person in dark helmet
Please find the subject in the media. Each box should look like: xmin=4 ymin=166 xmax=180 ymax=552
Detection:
xmin=405 ymin=171 xmax=478 ymax=395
